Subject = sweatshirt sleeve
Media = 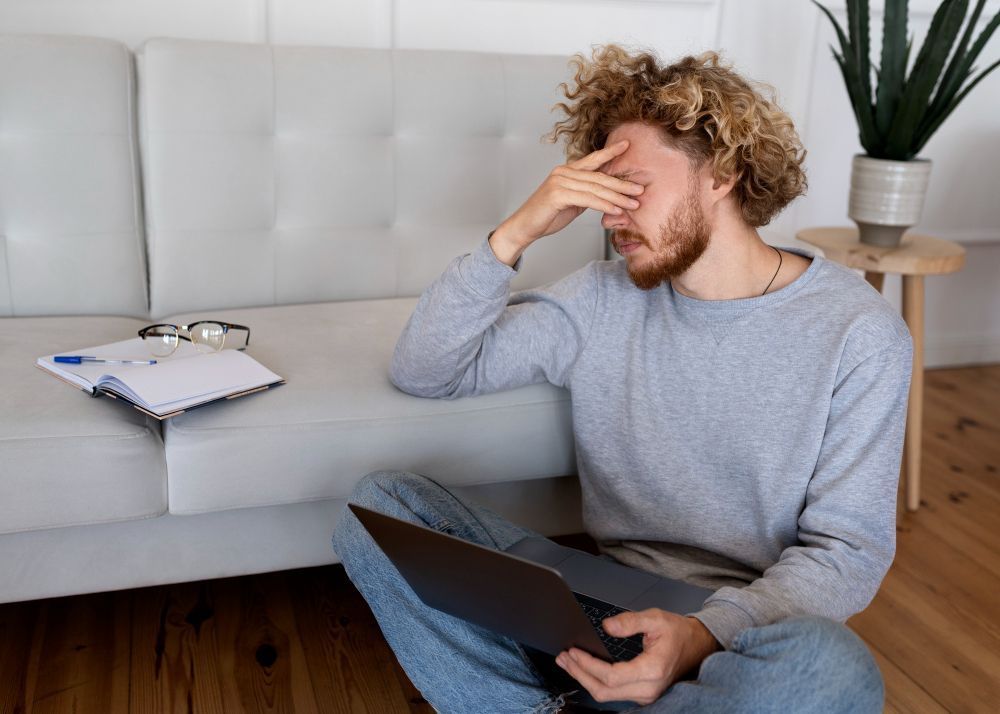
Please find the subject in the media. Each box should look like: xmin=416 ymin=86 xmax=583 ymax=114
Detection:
xmin=689 ymin=334 xmax=914 ymax=651
xmin=390 ymin=236 xmax=599 ymax=399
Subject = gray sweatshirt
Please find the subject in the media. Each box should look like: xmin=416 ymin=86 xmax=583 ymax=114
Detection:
xmin=390 ymin=237 xmax=913 ymax=651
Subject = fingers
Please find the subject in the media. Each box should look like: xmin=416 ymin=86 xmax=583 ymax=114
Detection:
xmin=555 ymin=610 xmax=684 ymax=705
xmin=555 ymin=188 xmax=626 ymax=216
xmin=556 ymin=166 xmax=645 ymax=197
xmin=568 ymin=139 xmax=630 ymax=172
xmin=557 ymin=650 xmax=613 ymax=701
xmin=559 ymin=647 xmax=616 ymax=681
xmin=555 ymin=649 xmax=663 ymax=705
xmin=546 ymin=163 xmax=643 ymax=217
xmin=603 ymin=608 xmax=667 ymax=638
xmin=555 ymin=176 xmax=641 ymax=213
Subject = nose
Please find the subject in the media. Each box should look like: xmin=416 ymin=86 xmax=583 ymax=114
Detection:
xmin=602 ymin=207 xmax=630 ymax=231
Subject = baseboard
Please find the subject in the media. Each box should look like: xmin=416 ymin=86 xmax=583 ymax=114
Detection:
xmin=925 ymin=336 xmax=1000 ymax=368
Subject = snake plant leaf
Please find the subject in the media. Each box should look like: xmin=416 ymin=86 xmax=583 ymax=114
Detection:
xmin=929 ymin=0 xmax=988 ymax=120
xmin=916 ymin=61 xmax=973 ymax=144
xmin=913 ymin=56 xmax=1000 ymax=154
xmin=811 ymin=1 xmax=854 ymax=63
xmin=925 ymin=7 xmax=1000 ymax=139
xmin=813 ymin=0 xmax=879 ymax=152
xmin=885 ymin=0 xmax=968 ymax=158
xmin=962 ymin=7 xmax=1000 ymax=68
xmin=833 ymin=48 xmax=880 ymax=153
xmin=847 ymin=0 xmax=873 ymax=108
xmin=875 ymin=0 xmax=909 ymax=139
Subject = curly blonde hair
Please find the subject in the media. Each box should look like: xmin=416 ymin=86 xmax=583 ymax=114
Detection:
xmin=546 ymin=45 xmax=807 ymax=228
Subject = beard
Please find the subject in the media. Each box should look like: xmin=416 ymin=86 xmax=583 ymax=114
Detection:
xmin=612 ymin=185 xmax=711 ymax=291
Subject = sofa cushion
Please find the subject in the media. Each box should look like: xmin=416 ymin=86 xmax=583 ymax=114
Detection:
xmin=162 ymin=299 xmax=576 ymax=514
xmin=0 ymin=35 xmax=148 ymax=317
xmin=0 ymin=317 xmax=167 ymax=534
xmin=137 ymin=38 xmax=605 ymax=317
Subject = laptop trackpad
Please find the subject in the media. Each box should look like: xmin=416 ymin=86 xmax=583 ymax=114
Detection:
xmin=628 ymin=577 xmax=715 ymax=615
xmin=506 ymin=537 xmax=659 ymax=605
xmin=556 ymin=553 xmax=661 ymax=605
xmin=504 ymin=536 xmax=577 ymax=568
xmin=506 ymin=537 xmax=714 ymax=614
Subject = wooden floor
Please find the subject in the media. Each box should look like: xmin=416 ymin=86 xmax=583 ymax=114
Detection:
xmin=1 ymin=364 xmax=998 ymax=714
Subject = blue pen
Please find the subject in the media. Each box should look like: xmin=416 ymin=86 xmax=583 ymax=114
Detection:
xmin=54 ymin=355 xmax=157 ymax=365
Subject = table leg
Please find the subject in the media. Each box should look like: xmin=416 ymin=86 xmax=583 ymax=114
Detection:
xmin=865 ymin=271 xmax=885 ymax=293
xmin=901 ymin=275 xmax=924 ymax=512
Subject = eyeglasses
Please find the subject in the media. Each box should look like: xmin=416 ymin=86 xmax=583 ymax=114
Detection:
xmin=137 ymin=321 xmax=251 ymax=358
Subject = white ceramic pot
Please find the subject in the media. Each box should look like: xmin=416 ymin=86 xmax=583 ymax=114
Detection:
xmin=848 ymin=154 xmax=932 ymax=247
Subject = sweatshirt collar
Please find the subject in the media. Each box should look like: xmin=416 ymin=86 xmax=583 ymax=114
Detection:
xmin=666 ymin=247 xmax=823 ymax=317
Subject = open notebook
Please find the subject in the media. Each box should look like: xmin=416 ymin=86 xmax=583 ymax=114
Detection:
xmin=36 ymin=338 xmax=285 ymax=419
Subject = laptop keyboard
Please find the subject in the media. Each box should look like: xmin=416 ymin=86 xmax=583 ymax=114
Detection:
xmin=572 ymin=592 xmax=644 ymax=662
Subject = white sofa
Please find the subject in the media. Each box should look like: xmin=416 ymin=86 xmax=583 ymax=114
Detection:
xmin=0 ymin=34 xmax=606 ymax=603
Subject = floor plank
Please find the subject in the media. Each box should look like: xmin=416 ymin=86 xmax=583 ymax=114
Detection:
xmin=284 ymin=567 xmax=418 ymax=713
xmin=28 ymin=591 xmax=129 ymax=714
xmin=850 ymin=567 xmax=1000 ymax=713
xmin=224 ymin=574 xmax=319 ymax=714
xmin=892 ymin=510 xmax=1000 ymax=642
xmin=129 ymin=582 xmax=233 ymax=713
xmin=856 ymin=634 xmax=947 ymax=714
xmin=0 ymin=600 xmax=41 ymax=714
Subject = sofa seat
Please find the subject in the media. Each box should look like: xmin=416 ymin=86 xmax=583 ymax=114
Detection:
xmin=0 ymin=316 xmax=167 ymax=534
xmin=161 ymin=298 xmax=577 ymax=515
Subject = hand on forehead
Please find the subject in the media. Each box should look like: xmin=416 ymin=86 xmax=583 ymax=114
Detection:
xmin=601 ymin=122 xmax=698 ymax=179
xmin=605 ymin=139 xmax=707 ymax=194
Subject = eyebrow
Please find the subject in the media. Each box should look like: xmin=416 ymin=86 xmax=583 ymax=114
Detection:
xmin=609 ymin=169 xmax=649 ymax=181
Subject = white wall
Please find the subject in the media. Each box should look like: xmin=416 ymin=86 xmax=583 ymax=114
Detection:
xmin=2 ymin=0 xmax=998 ymax=366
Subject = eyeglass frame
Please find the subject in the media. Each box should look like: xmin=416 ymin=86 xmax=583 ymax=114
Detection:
xmin=137 ymin=321 xmax=252 ymax=357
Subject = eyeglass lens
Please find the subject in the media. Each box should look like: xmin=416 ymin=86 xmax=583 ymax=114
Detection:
xmin=143 ymin=325 xmax=180 ymax=357
xmin=190 ymin=323 xmax=226 ymax=352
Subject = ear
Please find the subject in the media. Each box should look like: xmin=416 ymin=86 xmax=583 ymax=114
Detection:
xmin=704 ymin=166 xmax=736 ymax=207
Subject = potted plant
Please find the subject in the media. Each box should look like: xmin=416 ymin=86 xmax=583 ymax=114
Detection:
xmin=812 ymin=0 xmax=999 ymax=246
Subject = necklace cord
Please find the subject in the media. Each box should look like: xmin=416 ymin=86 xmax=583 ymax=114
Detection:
xmin=761 ymin=246 xmax=782 ymax=296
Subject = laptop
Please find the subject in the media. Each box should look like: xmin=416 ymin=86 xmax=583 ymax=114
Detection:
xmin=348 ymin=503 xmax=715 ymax=663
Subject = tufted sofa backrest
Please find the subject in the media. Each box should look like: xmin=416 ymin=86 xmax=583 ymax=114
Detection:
xmin=0 ymin=35 xmax=148 ymax=317
xmin=0 ymin=34 xmax=605 ymax=318
xmin=138 ymin=38 xmax=605 ymax=318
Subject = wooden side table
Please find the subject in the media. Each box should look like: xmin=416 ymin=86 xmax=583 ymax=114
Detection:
xmin=796 ymin=227 xmax=965 ymax=513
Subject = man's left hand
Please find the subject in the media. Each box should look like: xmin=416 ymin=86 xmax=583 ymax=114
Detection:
xmin=554 ymin=610 xmax=721 ymax=705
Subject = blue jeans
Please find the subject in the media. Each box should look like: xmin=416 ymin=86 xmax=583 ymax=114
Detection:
xmin=332 ymin=471 xmax=885 ymax=714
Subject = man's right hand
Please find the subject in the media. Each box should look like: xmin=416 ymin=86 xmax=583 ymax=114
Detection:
xmin=488 ymin=139 xmax=646 ymax=266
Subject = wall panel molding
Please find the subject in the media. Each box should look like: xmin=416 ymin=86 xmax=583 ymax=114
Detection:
xmin=821 ymin=0 xmax=943 ymax=15
xmin=393 ymin=0 xmax=721 ymax=55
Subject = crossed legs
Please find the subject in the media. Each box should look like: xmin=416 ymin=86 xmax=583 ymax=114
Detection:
xmin=333 ymin=471 xmax=884 ymax=714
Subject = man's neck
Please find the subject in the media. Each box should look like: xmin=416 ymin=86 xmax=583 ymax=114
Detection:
xmin=670 ymin=224 xmax=786 ymax=301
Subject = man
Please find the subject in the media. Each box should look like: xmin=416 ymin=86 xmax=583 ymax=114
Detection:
xmin=334 ymin=46 xmax=911 ymax=713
